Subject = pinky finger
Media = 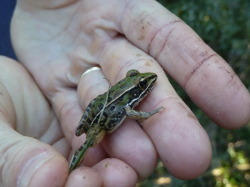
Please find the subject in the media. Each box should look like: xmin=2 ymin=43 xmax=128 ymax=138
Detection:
xmin=93 ymin=158 xmax=138 ymax=187
xmin=68 ymin=158 xmax=138 ymax=187
xmin=66 ymin=168 xmax=102 ymax=187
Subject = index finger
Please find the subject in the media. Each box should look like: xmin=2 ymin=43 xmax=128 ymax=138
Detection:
xmin=120 ymin=0 xmax=250 ymax=128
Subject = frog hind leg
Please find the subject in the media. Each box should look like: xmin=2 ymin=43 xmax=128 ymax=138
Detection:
xmin=69 ymin=129 xmax=106 ymax=172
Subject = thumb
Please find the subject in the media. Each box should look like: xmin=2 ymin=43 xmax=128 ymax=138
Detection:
xmin=0 ymin=57 xmax=68 ymax=187
xmin=0 ymin=124 xmax=68 ymax=187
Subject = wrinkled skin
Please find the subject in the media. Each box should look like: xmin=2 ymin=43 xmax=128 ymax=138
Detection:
xmin=1 ymin=0 xmax=248 ymax=186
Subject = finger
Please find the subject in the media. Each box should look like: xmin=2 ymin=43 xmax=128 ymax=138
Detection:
xmin=75 ymin=67 xmax=109 ymax=164
xmin=93 ymin=158 xmax=137 ymax=187
xmin=0 ymin=121 xmax=68 ymax=186
xmin=95 ymin=38 xmax=212 ymax=179
xmin=51 ymin=67 xmax=109 ymax=166
xmin=0 ymin=57 xmax=71 ymax=159
xmin=0 ymin=63 xmax=67 ymax=186
xmin=51 ymin=88 xmax=108 ymax=163
xmin=68 ymin=158 xmax=137 ymax=187
xmin=0 ymin=56 xmax=65 ymax=147
xmin=77 ymin=67 xmax=110 ymax=109
xmin=118 ymin=0 xmax=250 ymax=128
xmin=102 ymin=119 xmax=158 ymax=179
xmin=0 ymin=66 xmax=104 ymax=187
xmin=52 ymin=67 xmax=109 ymax=139
xmin=77 ymin=67 xmax=158 ymax=179
xmin=66 ymin=168 xmax=102 ymax=187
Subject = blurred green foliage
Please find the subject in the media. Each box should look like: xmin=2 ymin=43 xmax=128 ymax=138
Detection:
xmin=138 ymin=0 xmax=250 ymax=186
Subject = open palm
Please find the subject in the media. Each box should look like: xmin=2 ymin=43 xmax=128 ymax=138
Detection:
xmin=10 ymin=0 xmax=250 ymax=186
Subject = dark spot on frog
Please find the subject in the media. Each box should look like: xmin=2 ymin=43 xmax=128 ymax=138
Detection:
xmin=85 ymin=108 xmax=91 ymax=116
xmin=117 ymin=111 xmax=124 ymax=117
xmin=108 ymin=96 xmax=112 ymax=102
xmin=71 ymin=157 xmax=76 ymax=163
xmin=110 ymin=105 xmax=116 ymax=111
xmin=98 ymin=103 xmax=104 ymax=110
xmin=110 ymin=118 xmax=119 ymax=125
xmin=102 ymin=112 xmax=108 ymax=119
xmin=0 ymin=92 xmax=3 ymax=96
xmin=78 ymin=145 xmax=84 ymax=152
xmin=86 ymin=118 xmax=92 ymax=124
xmin=88 ymin=102 xmax=93 ymax=108
xmin=118 ymin=95 xmax=124 ymax=101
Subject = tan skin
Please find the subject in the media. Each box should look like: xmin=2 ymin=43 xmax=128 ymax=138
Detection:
xmin=0 ymin=0 xmax=247 ymax=186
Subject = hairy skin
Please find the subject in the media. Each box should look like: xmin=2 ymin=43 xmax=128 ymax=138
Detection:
xmin=6 ymin=0 xmax=250 ymax=186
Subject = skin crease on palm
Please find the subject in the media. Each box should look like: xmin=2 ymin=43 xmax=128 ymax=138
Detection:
xmin=0 ymin=0 xmax=246 ymax=186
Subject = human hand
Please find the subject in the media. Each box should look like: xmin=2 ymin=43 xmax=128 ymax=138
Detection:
xmin=0 ymin=56 xmax=109 ymax=186
xmin=0 ymin=56 xmax=68 ymax=186
xmin=11 ymin=0 xmax=250 ymax=185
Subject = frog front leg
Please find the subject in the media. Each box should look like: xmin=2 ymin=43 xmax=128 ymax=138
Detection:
xmin=124 ymin=105 xmax=163 ymax=122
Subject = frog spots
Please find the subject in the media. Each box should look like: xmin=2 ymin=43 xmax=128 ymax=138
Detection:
xmin=110 ymin=105 xmax=116 ymax=111
xmin=102 ymin=112 xmax=109 ymax=119
xmin=116 ymin=110 xmax=124 ymax=118
xmin=86 ymin=118 xmax=92 ymax=125
xmin=84 ymin=107 xmax=91 ymax=117
xmin=108 ymin=96 xmax=113 ymax=102
xmin=105 ymin=118 xmax=121 ymax=132
xmin=100 ymin=107 xmax=125 ymax=132
xmin=78 ymin=145 xmax=84 ymax=152
xmin=117 ymin=95 xmax=124 ymax=102
xmin=98 ymin=103 xmax=104 ymax=110
xmin=76 ymin=112 xmax=91 ymax=135
xmin=87 ymin=102 xmax=93 ymax=109
xmin=70 ymin=70 xmax=160 ymax=171
xmin=105 ymin=122 xmax=115 ymax=131
xmin=98 ymin=112 xmax=109 ymax=128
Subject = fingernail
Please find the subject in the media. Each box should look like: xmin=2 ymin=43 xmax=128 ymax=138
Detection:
xmin=17 ymin=152 xmax=51 ymax=187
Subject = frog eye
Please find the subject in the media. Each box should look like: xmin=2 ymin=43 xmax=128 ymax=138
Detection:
xmin=139 ymin=78 xmax=147 ymax=88
xmin=127 ymin=69 xmax=139 ymax=77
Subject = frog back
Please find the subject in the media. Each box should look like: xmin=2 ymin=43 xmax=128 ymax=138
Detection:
xmin=75 ymin=92 xmax=108 ymax=136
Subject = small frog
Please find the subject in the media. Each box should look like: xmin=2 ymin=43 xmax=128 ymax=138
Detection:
xmin=69 ymin=69 xmax=162 ymax=172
